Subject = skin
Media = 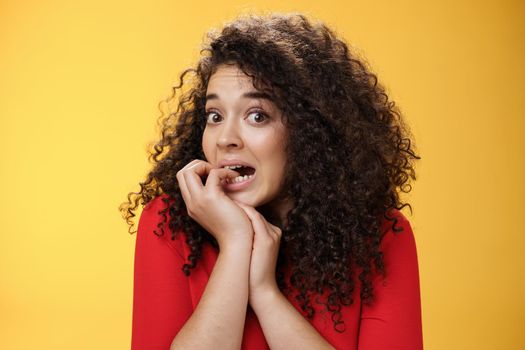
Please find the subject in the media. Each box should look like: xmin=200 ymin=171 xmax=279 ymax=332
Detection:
xmin=171 ymin=64 xmax=334 ymax=350
xmin=201 ymin=63 xmax=289 ymax=216
xmin=202 ymin=63 xmax=291 ymax=298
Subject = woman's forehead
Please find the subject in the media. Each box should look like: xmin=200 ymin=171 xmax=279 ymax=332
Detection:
xmin=206 ymin=66 xmax=270 ymax=102
xmin=206 ymin=64 xmax=283 ymax=114
xmin=208 ymin=65 xmax=254 ymax=88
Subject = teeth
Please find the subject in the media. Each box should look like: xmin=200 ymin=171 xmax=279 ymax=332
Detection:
xmin=226 ymin=174 xmax=254 ymax=184
xmin=224 ymin=165 xmax=244 ymax=170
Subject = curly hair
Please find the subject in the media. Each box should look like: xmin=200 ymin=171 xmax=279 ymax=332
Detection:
xmin=120 ymin=12 xmax=420 ymax=333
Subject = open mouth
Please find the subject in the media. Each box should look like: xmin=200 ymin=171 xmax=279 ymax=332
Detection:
xmin=224 ymin=165 xmax=256 ymax=184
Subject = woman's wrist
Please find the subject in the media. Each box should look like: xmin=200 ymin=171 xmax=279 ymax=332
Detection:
xmin=249 ymin=283 xmax=281 ymax=309
xmin=218 ymin=232 xmax=253 ymax=255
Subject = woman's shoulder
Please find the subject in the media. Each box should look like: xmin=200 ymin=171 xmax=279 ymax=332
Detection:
xmin=378 ymin=208 xmax=418 ymax=260
xmin=380 ymin=208 xmax=412 ymax=236
xmin=140 ymin=193 xmax=176 ymax=234
xmin=143 ymin=193 xmax=175 ymax=212
xmin=139 ymin=193 xmax=186 ymax=260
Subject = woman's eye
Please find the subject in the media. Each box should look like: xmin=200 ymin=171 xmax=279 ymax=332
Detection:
xmin=205 ymin=111 xmax=222 ymax=124
xmin=247 ymin=111 xmax=268 ymax=124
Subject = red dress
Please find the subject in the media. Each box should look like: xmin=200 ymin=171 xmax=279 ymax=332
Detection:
xmin=131 ymin=195 xmax=423 ymax=349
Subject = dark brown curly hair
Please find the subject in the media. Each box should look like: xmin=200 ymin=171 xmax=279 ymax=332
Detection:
xmin=120 ymin=12 xmax=420 ymax=333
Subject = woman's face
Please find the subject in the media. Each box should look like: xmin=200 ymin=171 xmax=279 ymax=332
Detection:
xmin=202 ymin=64 xmax=288 ymax=209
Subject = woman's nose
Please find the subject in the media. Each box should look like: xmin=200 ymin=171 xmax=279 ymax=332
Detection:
xmin=216 ymin=117 xmax=243 ymax=149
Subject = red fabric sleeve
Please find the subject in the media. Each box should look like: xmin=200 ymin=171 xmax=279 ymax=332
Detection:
xmin=131 ymin=196 xmax=193 ymax=350
xmin=358 ymin=213 xmax=423 ymax=350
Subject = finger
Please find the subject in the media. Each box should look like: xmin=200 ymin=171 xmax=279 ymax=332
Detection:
xmin=185 ymin=162 xmax=241 ymax=195
xmin=183 ymin=161 xmax=216 ymax=195
xmin=261 ymin=218 xmax=281 ymax=243
xmin=180 ymin=159 xmax=201 ymax=171
xmin=235 ymin=201 xmax=277 ymax=234
xmin=260 ymin=216 xmax=281 ymax=240
xmin=176 ymin=169 xmax=192 ymax=203
xmin=186 ymin=161 xmax=215 ymax=177
xmin=177 ymin=159 xmax=207 ymax=198
xmin=233 ymin=201 xmax=269 ymax=236
xmin=237 ymin=205 xmax=280 ymax=240
xmin=184 ymin=170 xmax=205 ymax=196
xmin=206 ymin=168 xmax=241 ymax=190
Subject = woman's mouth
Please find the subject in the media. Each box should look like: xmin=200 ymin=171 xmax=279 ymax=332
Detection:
xmin=227 ymin=173 xmax=255 ymax=184
xmin=223 ymin=167 xmax=255 ymax=191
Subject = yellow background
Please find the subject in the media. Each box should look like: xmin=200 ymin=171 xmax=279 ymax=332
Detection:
xmin=1 ymin=0 xmax=523 ymax=349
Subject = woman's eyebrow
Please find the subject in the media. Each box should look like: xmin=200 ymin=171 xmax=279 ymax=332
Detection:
xmin=205 ymin=91 xmax=273 ymax=102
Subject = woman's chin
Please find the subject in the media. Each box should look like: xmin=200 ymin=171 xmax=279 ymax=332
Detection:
xmin=227 ymin=193 xmax=257 ymax=207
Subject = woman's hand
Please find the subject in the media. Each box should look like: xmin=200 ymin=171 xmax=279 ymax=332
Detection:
xmin=234 ymin=200 xmax=282 ymax=301
xmin=176 ymin=159 xmax=254 ymax=250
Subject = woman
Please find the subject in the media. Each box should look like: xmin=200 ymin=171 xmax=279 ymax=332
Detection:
xmin=121 ymin=13 xmax=422 ymax=350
